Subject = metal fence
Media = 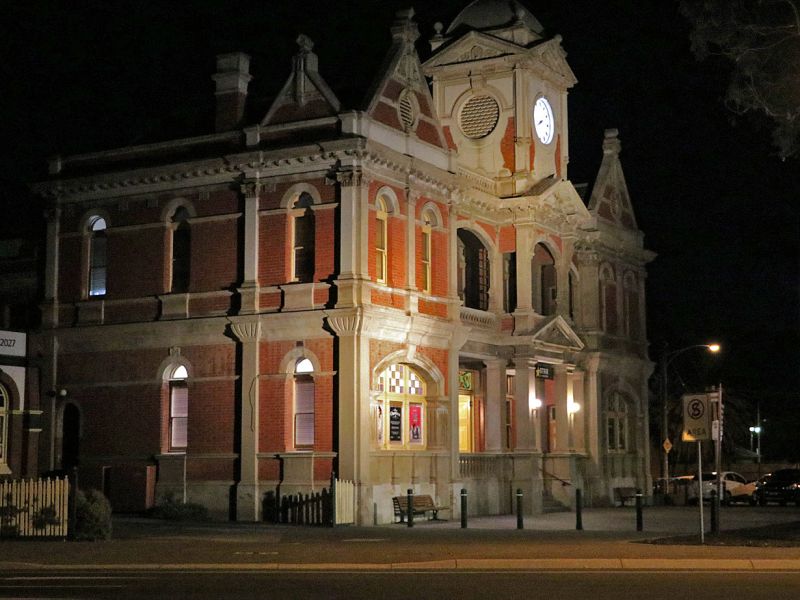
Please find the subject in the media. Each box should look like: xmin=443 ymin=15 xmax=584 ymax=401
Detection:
xmin=0 ymin=477 xmax=70 ymax=538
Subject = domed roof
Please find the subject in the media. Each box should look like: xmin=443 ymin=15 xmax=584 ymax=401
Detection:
xmin=446 ymin=0 xmax=544 ymax=35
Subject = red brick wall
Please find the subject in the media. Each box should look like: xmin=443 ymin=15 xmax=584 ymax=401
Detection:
xmin=260 ymin=213 xmax=288 ymax=285
xmin=501 ymin=117 xmax=515 ymax=172
xmin=314 ymin=208 xmax=335 ymax=281
xmin=106 ymin=227 xmax=165 ymax=298
xmin=58 ymin=236 xmax=83 ymax=301
xmin=190 ymin=218 xmax=239 ymax=291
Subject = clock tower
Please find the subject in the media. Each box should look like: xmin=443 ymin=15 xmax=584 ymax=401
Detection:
xmin=423 ymin=0 xmax=577 ymax=197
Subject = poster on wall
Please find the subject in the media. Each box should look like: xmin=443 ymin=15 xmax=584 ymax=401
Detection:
xmin=389 ymin=405 xmax=402 ymax=442
xmin=409 ymin=403 xmax=422 ymax=444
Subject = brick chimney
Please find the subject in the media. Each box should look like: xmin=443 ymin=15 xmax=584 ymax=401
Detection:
xmin=212 ymin=52 xmax=252 ymax=132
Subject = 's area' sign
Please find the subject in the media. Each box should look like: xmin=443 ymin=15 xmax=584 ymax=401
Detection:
xmin=682 ymin=393 xmax=711 ymax=441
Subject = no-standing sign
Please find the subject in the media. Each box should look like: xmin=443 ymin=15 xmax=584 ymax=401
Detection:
xmin=682 ymin=393 xmax=711 ymax=441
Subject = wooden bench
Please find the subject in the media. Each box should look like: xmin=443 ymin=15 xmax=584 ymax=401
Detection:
xmin=392 ymin=495 xmax=442 ymax=523
xmin=613 ymin=487 xmax=638 ymax=507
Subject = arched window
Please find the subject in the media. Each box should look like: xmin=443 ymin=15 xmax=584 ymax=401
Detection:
xmin=168 ymin=365 xmax=188 ymax=451
xmin=88 ymin=216 xmax=107 ymax=297
xmin=374 ymin=364 xmax=427 ymax=449
xmin=457 ymin=229 xmax=490 ymax=311
xmin=171 ymin=207 xmax=191 ymax=293
xmin=293 ymin=358 xmax=315 ymax=448
xmin=606 ymin=392 xmax=629 ymax=451
xmin=292 ymin=193 xmax=315 ymax=283
xmin=532 ymin=243 xmax=556 ymax=316
xmin=0 ymin=384 xmax=8 ymax=468
xmin=375 ymin=196 xmax=389 ymax=284
xmin=623 ymin=272 xmax=640 ymax=340
xmin=420 ymin=209 xmax=434 ymax=293
xmin=599 ymin=264 xmax=618 ymax=333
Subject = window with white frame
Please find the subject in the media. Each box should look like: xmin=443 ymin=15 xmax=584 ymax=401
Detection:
xmin=0 ymin=384 xmax=8 ymax=466
xmin=421 ymin=211 xmax=433 ymax=293
xmin=170 ymin=207 xmax=191 ymax=293
xmin=292 ymin=193 xmax=315 ymax=283
xmin=373 ymin=364 xmax=427 ymax=449
xmin=375 ymin=196 xmax=388 ymax=283
xmin=168 ymin=365 xmax=188 ymax=451
xmin=293 ymin=358 xmax=315 ymax=448
xmin=88 ymin=216 xmax=107 ymax=297
xmin=606 ymin=392 xmax=628 ymax=451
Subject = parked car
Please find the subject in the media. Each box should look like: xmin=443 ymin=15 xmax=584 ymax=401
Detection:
xmin=753 ymin=469 xmax=800 ymax=506
xmin=688 ymin=471 xmax=748 ymax=504
xmin=729 ymin=474 xmax=772 ymax=505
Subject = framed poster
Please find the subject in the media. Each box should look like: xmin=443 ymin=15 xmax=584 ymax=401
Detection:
xmin=389 ymin=403 xmax=402 ymax=443
xmin=409 ymin=402 xmax=423 ymax=444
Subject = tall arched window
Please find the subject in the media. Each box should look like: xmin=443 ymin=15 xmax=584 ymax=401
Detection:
xmin=168 ymin=365 xmax=188 ymax=451
xmin=374 ymin=364 xmax=427 ymax=449
xmin=532 ymin=243 xmax=556 ymax=316
xmin=293 ymin=358 xmax=315 ymax=448
xmin=0 ymin=384 xmax=8 ymax=468
xmin=171 ymin=207 xmax=191 ymax=293
xmin=623 ymin=272 xmax=640 ymax=340
xmin=420 ymin=209 xmax=435 ymax=293
xmin=606 ymin=392 xmax=629 ymax=451
xmin=292 ymin=193 xmax=315 ymax=283
xmin=599 ymin=264 xmax=618 ymax=333
xmin=375 ymin=196 xmax=389 ymax=284
xmin=88 ymin=216 xmax=107 ymax=297
xmin=457 ymin=229 xmax=490 ymax=311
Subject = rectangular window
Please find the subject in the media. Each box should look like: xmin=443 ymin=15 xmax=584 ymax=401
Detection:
xmin=294 ymin=378 xmax=315 ymax=447
xmin=0 ymin=415 xmax=5 ymax=461
xmin=503 ymin=252 xmax=517 ymax=313
xmin=421 ymin=227 xmax=431 ymax=293
xmin=169 ymin=383 xmax=188 ymax=450
xmin=505 ymin=374 xmax=514 ymax=450
xmin=293 ymin=210 xmax=315 ymax=283
xmin=376 ymin=213 xmax=387 ymax=283
xmin=89 ymin=235 xmax=107 ymax=296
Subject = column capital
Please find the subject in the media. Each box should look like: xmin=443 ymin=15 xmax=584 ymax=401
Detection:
xmin=230 ymin=319 xmax=261 ymax=342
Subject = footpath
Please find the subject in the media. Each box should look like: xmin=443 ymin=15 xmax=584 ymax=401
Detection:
xmin=2 ymin=507 xmax=800 ymax=572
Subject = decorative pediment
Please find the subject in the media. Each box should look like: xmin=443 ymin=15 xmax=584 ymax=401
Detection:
xmin=529 ymin=315 xmax=584 ymax=350
xmin=526 ymin=38 xmax=578 ymax=87
xmin=423 ymin=30 xmax=525 ymax=71
xmin=588 ymin=129 xmax=638 ymax=231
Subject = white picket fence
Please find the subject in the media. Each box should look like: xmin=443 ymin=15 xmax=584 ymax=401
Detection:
xmin=0 ymin=477 xmax=70 ymax=538
xmin=334 ymin=478 xmax=355 ymax=525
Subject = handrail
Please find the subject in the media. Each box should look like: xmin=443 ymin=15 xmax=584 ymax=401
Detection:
xmin=541 ymin=468 xmax=572 ymax=487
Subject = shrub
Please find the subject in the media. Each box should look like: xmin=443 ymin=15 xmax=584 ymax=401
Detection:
xmin=149 ymin=493 xmax=210 ymax=522
xmin=75 ymin=489 xmax=112 ymax=540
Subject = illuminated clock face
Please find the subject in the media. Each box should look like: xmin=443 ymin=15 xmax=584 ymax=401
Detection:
xmin=533 ymin=97 xmax=554 ymax=144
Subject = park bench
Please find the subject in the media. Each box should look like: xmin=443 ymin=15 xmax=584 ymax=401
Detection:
xmin=392 ymin=494 xmax=443 ymax=523
xmin=613 ymin=487 xmax=638 ymax=507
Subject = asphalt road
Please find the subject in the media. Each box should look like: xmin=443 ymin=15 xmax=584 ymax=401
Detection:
xmin=2 ymin=569 xmax=800 ymax=600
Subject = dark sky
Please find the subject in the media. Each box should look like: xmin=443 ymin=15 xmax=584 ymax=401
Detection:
xmin=2 ymin=1 xmax=798 ymax=451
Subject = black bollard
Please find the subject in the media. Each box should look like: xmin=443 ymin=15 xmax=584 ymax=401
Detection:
xmin=407 ymin=488 xmax=414 ymax=528
xmin=635 ymin=489 xmax=643 ymax=532
xmin=460 ymin=488 xmax=468 ymax=529
xmin=575 ymin=488 xmax=583 ymax=531
xmin=516 ymin=488 xmax=524 ymax=530
xmin=710 ymin=489 xmax=718 ymax=534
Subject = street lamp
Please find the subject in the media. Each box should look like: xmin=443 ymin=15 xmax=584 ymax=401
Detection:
xmin=659 ymin=342 xmax=721 ymax=484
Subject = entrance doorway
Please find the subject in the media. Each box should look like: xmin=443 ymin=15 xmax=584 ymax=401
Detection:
xmin=61 ymin=403 xmax=80 ymax=470
xmin=458 ymin=394 xmax=473 ymax=452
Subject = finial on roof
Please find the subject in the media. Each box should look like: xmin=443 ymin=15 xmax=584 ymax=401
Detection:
xmin=391 ymin=7 xmax=420 ymax=43
xmin=296 ymin=34 xmax=314 ymax=53
xmin=603 ymin=128 xmax=621 ymax=155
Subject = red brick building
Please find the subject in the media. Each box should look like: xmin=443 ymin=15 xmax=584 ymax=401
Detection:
xmin=23 ymin=2 xmax=654 ymax=523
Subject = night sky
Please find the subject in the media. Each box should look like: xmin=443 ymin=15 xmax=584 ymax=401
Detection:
xmin=2 ymin=1 xmax=798 ymax=457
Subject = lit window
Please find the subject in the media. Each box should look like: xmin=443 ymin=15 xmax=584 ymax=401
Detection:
xmin=505 ymin=373 xmax=515 ymax=450
xmin=88 ymin=217 xmax=107 ymax=297
xmin=421 ymin=216 xmax=432 ymax=293
xmin=376 ymin=197 xmax=388 ymax=284
xmin=606 ymin=392 xmax=628 ymax=451
xmin=0 ymin=384 xmax=8 ymax=466
xmin=294 ymin=358 xmax=315 ymax=448
xmin=374 ymin=364 xmax=427 ymax=449
xmin=292 ymin=193 xmax=315 ymax=283
xmin=171 ymin=207 xmax=191 ymax=293
xmin=169 ymin=366 xmax=188 ymax=451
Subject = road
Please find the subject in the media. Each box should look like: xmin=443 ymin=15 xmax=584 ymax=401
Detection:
xmin=2 ymin=568 xmax=800 ymax=599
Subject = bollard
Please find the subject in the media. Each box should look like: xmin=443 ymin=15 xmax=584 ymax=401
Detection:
xmin=575 ymin=488 xmax=583 ymax=531
xmin=460 ymin=489 xmax=468 ymax=529
xmin=407 ymin=489 xmax=414 ymax=528
xmin=516 ymin=488 xmax=524 ymax=530
xmin=635 ymin=489 xmax=643 ymax=532
xmin=710 ymin=489 xmax=718 ymax=534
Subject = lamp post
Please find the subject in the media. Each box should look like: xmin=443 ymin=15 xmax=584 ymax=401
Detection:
xmin=660 ymin=343 xmax=720 ymax=484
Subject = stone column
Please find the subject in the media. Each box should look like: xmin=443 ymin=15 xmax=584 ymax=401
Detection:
xmin=576 ymin=250 xmax=601 ymax=331
xmin=231 ymin=319 xmax=261 ymax=521
xmin=513 ymin=360 xmax=534 ymax=450
xmin=238 ymin=180 xmax=261 ymax=314
xmin=484 ymin=359 xmax=506 ymax=452
xmin=447 ymin=202 xmax=460 ymax=320
xmin=406 ymin=190 xmax=418 ymax=312
xmin=569 ymin=369 xmax=585 ymax=451
xmin=557 ymin=241 xmax=575 ymax=320
xmin=554 ymin=365 xmax=569 ymax=452
xmin=42 ymin=204 xmax=61 ymax=328
xmin=335 ymin=169 xmax=367 ymax=308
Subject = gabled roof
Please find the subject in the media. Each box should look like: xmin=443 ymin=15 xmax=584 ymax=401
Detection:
xmin=423 ymin=29 xmax=528 ymax=70
xmin=261 ymin=35 xmax=341 ymax=126
xmin=588 ymin=129 xmax=638 ymax=231
xmin=363 ymin=9 xmax=448 ymax=150
xmin=528 ymin=315 xmax=584 ymax=351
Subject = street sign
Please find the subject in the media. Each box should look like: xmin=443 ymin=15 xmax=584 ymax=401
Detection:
xmin=662 ymin=439 xmax=673 ymax=453
xmin=682 ymin=393 xmax=711 ymax=441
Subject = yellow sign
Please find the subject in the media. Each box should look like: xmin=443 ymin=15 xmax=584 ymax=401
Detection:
xmin=682 ymin=393 xmax=711 ymax=441
xmin=663 ymin=439 xmax=673 ymax=453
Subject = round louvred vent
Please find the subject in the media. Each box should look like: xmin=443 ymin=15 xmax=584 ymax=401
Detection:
xmin=459 ymin=95 xmax=500 ymax=139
